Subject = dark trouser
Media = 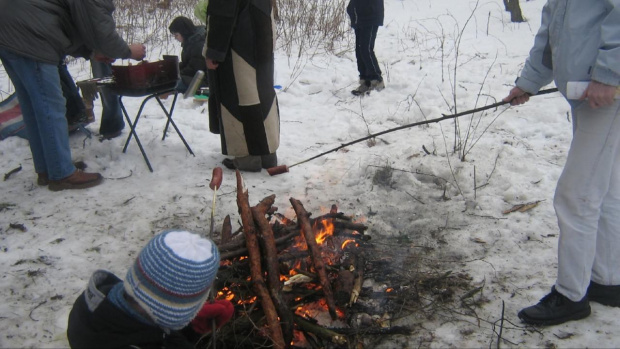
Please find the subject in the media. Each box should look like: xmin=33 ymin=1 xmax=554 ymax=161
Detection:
xmin=90 ymin=61 xmax=124 ymax=135
xmin=59 ymin=62 xmax=86 ymax=124
xmin=354 ymin=25 xmax=382 ymax=81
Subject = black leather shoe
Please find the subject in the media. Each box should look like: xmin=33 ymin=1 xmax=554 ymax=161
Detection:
xmin=518 ymin=287 xmax=590 ymax=326
xmin=588 ymin=281 xmax=620 ymax=307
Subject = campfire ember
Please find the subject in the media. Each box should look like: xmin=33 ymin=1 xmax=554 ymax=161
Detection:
xmin=199 ymin=170 xmax=473 ymax=349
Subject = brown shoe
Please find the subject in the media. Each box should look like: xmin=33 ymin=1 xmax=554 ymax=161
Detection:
xmin=37 ymin=173 xmax=49 ymax=186
xmin=48 ymin=170 xmax=103 ymax=191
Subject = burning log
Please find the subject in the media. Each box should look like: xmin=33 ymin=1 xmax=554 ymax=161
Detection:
xmin=251 ymin=195 xmax=295 ymax=344
xmin=290 ymin=198 xmax=338 ymax=320
xmin=235 ymin=171 xmax=286 ymax=349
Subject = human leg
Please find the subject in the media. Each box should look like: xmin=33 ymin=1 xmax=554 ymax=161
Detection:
xmin=352 ymin=26 xmax=383 ymax=95
xmin=589 ymin=121 xmax=620 ymax=300
xmin=354 ymin=28 xmax=369 ymax=81
xmin=59 ymin=62 xmax=87 ymax=127
xmin=91 ymin=60 xmax=124 ymax=136
xmin=518 ymin=102 xmax=620 ymax=325
xmin=554 ymin=102 xmax=620 ymax=301
xmin=355 ymin=26 xmax=382 ymax=82
xmin=0 ymin=48 xmax=75 ymax=179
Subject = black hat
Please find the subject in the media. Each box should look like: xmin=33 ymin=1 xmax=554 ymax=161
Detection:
xmin=169 ymin=16 xmax=196 ymax=40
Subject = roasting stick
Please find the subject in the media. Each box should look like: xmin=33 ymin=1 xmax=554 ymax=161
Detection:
xmin=266 ymin=88 xmax=559 ymax=176
xmin=207 ymin=167 xmax=223 ymax=349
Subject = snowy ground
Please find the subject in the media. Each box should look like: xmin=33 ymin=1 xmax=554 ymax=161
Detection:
xmin=1 ymin=0 xmax=619 ymax=347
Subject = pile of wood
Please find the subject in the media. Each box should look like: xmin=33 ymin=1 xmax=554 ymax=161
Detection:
xmin=200 ymin=171 xmax=410 ymax=349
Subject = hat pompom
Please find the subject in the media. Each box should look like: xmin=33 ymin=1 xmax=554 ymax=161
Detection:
xmin=124 ymin=230 xmax=220 ymax=330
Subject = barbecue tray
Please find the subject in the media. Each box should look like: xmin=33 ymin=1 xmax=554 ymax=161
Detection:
xmin=108 ymin=55 xmax=179 ymax=96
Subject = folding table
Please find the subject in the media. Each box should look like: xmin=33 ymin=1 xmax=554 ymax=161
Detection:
xmin=115 ymin=84 xmax=195 ymax=172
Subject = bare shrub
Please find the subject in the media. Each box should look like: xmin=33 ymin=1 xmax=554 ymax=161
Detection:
xmin=112 ymin=0 xmax=197 ymax=57
xmin=275 ymin=0 xmax=353 ymax=56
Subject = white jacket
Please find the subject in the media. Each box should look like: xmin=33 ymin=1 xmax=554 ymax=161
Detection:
xmin=517 ymin=0 xmax=620 ymax=99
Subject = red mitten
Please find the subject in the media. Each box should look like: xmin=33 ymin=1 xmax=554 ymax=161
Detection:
xmin=191 ymin=300 xmax=234 ymax=334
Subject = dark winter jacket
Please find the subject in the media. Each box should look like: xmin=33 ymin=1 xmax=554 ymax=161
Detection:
xmin=169 ymin=17 xmax=209 ymax=85
xmin=347 ymin=0 xmax=384 ymax=28
xmin=181 ymin=27 xmax=208 ymax=85
xmin=66 ymin=270 xmax=196 ymax=349
xmin=0 ymin=0 xmax=131 ymax=65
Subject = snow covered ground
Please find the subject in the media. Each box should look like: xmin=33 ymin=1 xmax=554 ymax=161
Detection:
xmin=1 ymin=0 xmax=619 ymax=347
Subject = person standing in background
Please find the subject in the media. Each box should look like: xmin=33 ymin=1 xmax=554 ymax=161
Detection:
xmin=347 ymin=0 xmax=385 ymax=96
xmin=0 ymin=0 xmax=146 ymax=191
xmin=204 ymin=0 xmax=280 ymax=172
xmin=503 ymin=0 xmax=620 ymax=326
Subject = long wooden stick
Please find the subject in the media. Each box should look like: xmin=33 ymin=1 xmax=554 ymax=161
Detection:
xmin=290 ymin=198 xmax=338 ymax=320
xmin=282 ymin=88 xmax=560 ymax=170
xmin=252 ymin=195 xmax=294 ymax=344
xmin=236 ymin=171 xmax=286 ymax=349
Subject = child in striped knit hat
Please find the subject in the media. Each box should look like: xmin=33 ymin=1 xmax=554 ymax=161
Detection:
xmin=66 ymin=230 xmax=234 ymax=348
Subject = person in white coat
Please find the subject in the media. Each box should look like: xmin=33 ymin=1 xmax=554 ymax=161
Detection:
xmin=504 ymin=0 xmax=620 ymax=326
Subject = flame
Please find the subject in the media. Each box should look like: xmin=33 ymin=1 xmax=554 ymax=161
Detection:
xmin=341 ymin=239 xmax=358 ymax=249
xmin=217 ymin=287 xmax=236 ymax=302
xmin=239 ymin=296 xmax=257 ymax=305
xmin=386 ymin=288 xmax=394 ymax=293
xmin=315 ymin=219 xmax=334 ymax=245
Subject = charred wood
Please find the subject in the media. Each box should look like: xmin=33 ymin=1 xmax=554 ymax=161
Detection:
xmin=236 ymin=171 xmax=286 ymax=349
xmin=290 ymin=198 xmax=338 ymax=320
xmin=252 ymin=194 xmax=294 ymax=344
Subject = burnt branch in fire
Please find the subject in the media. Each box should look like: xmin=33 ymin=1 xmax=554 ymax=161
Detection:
xmin=291 ymin=198 xmax=338 ymax=320
xmin=235 ymin=171 xmax=286 ymax=349
xmin=252 ymin=195 xmax=295 ymax=344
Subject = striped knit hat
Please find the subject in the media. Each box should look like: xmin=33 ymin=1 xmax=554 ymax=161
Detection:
xmin=124 ymin=230 xmax=220 ymax=330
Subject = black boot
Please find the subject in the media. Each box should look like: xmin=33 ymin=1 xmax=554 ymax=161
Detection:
xmin=588 ymin=281 xmax=620 ymax=307
xmin=518 ymin=287 xmax=590 ymax=326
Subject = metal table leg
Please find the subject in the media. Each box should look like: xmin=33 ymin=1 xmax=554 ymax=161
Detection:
xmin=120 ymin=95 xmax=154 ymax=172
xmin=119 ymin=89 xmax=194 ymax=172
xmin=158 ymin=93 xmax=194 ymax=156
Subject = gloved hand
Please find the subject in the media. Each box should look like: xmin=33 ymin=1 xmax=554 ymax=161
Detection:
xmin=190 ymin=300 xmax=234 ymax=334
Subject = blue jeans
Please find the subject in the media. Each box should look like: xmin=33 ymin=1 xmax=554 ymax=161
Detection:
xmin=91 ymin=61 xmax=124 ymax=135
xmin=0 ymin=48 xmax=76 ymax=180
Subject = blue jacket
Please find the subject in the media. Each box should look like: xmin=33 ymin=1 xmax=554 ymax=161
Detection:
xmin=517 ymin=0 xmax=620 ymax=100
xmin=347 ymin=0 xmax=384 ymax=28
